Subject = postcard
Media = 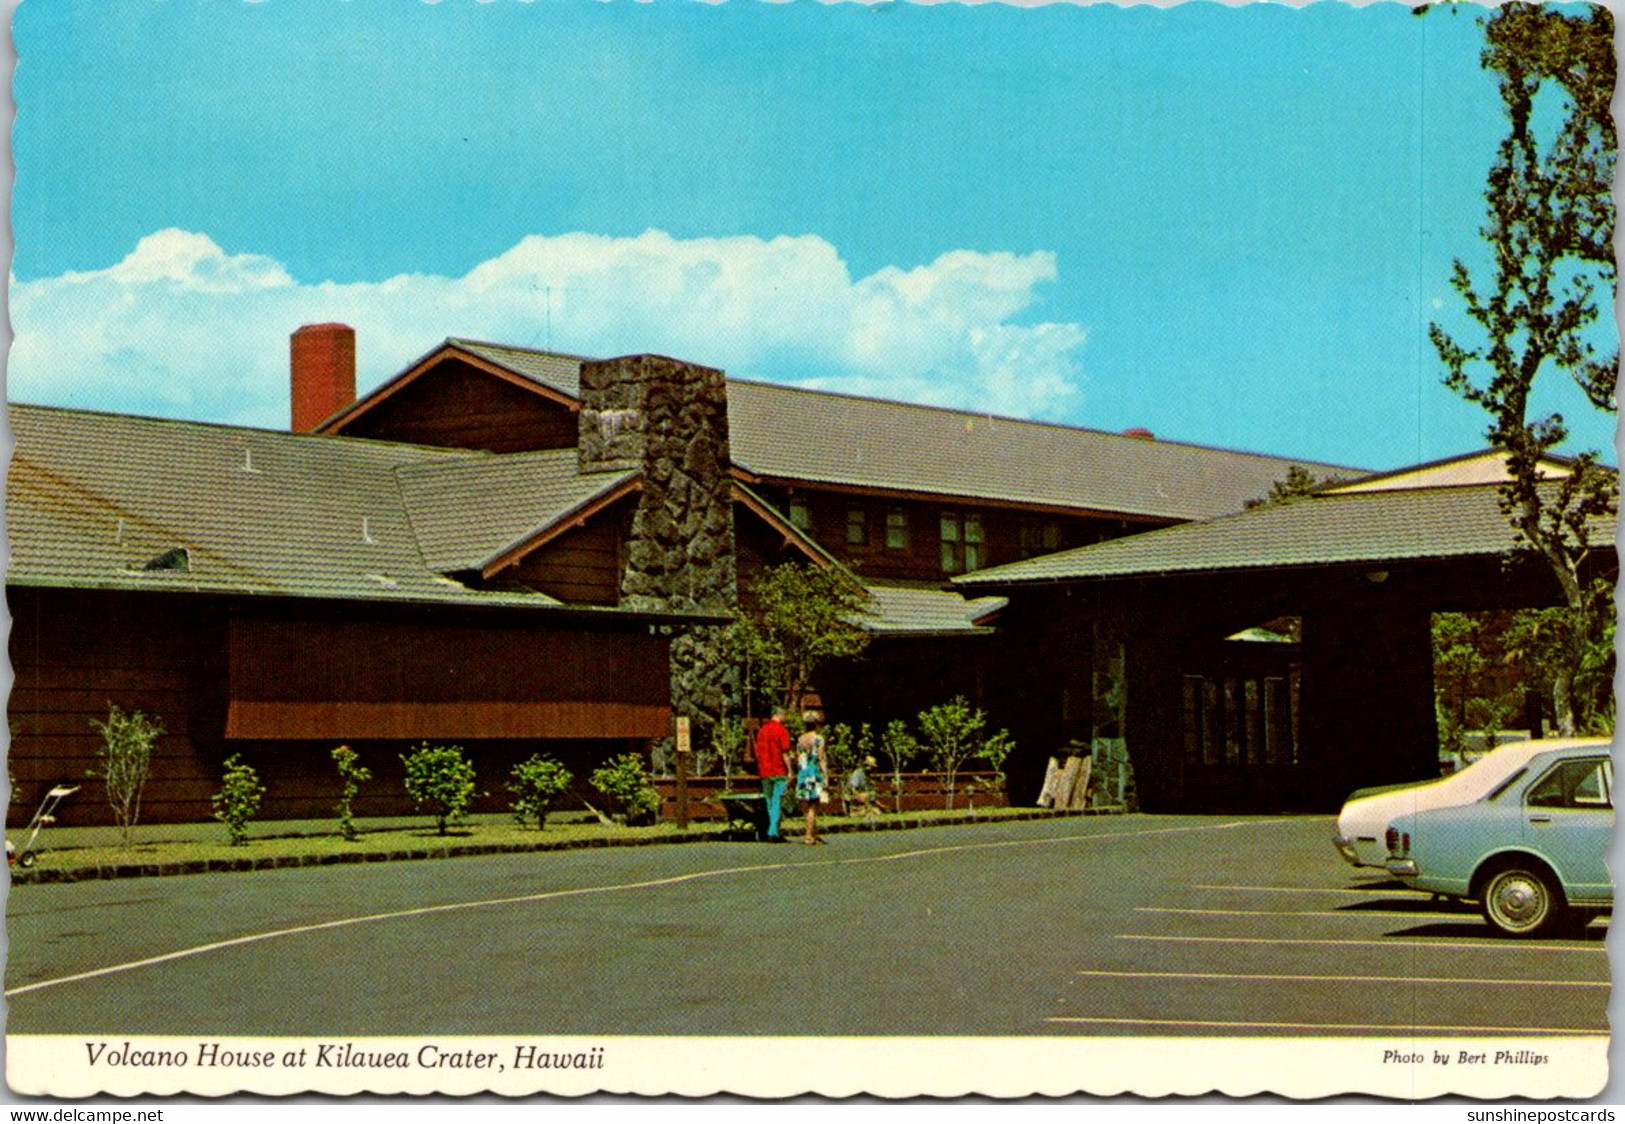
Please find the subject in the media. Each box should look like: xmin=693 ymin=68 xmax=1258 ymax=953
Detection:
xmin=3 ymin=0 xmax=1617 ymax=1103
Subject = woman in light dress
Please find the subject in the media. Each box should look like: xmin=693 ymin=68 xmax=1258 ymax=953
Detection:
xmin=794 ymin=711 xmax=829 ymax=845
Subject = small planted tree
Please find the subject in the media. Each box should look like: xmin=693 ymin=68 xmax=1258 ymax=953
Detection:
xmin=401 ymin=742 xmax=477 ymax=836
xmin=508 ymin=754 xmax=573 ymax=831
xmin=876 ymin=719 xmax=920 ymax=814
xmin=710 ymin=717 xmax=746 ymax=781
xmin=332 ymin=744 xmax=372 ymax=842
xmin=918 ymin=697 xmax=1015 ymax=811
xmin=211 ymin=754 xmax=266 ymax=846
xmin=590 ymin=753 xmax=661 ymax=826
xmin=88 ymin=704 xmax=164 ymax=847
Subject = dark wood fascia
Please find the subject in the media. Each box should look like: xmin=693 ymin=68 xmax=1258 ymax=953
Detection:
xmin=317 ymin=342 xmax=580 ymax=434
xmin=479 ymin=477 xmax=642 ymax=579
xmin=737 ymin=473 xmax=1178 ymax=525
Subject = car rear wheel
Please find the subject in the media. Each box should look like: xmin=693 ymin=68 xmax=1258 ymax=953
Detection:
xmin=1480 ymin=863 xmax=1569 ymax=938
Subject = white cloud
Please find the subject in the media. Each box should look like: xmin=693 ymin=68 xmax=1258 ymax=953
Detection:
xmin=9 ymin=228 xmax=1087 ymax=426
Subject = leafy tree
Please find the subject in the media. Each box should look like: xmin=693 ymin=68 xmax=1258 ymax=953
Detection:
xmin=1432 ymin=612 xmax=1491 ymax=756
xmin=508 ymin=754 xmax=574 ymax=830
xmin=1429 ymin=3 xmax=1617 ymax=736
xmin=332 ymin=744 xmax=372 ymax=842
xmin=917 ymin=697 xmax=1016 ymax=811
xmin=1503 ymin=587 xmax=1616 ymax=735
xmin=211 ymin=754 xmax=266 ymax=846
xmin=401 ymin=742 xmax=478 ymax=836
xmin=88 ymin=704 xmax=165 ymax=847
xmin=876 ymin=719 xmax=920 ymax=813
xmin=590 ymin=753 xmax=661 ymax=826
xmin=1243 ymin=466 xmax=1349 ymax=510
xmin=735 ymin=563 xmax=873 ymax=712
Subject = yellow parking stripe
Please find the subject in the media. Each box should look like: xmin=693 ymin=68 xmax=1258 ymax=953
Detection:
xmin=1047 ymin=1016 xmax=1604 ymax=1035
xmin=1075 ymin=969 xmax=1607 ymax=988
xmin=1192 ymin=884 xmax=1426 ymax=896
xmin=1119 ymin=934 xmax=1605 ymax=953
xmin=1137 ymin=906 xmax=1479 ymax=920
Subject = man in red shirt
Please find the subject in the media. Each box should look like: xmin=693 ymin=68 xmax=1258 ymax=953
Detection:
xmin=754 ymin=707 xmax=792 ymax=841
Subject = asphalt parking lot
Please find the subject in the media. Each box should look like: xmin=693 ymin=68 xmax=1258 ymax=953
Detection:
xmin=5 ymin=814 xmax=1609 ymax=1037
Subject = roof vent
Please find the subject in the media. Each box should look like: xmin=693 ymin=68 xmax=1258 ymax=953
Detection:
xmin=140 ymin=547 xmax=191 ymax=573
xmin=1122 ymin=427 xmax=1155 ymax=441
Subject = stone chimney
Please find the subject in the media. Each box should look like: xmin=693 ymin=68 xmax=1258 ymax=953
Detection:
xmin=290 ymin=323 xmax=356 ymax=431
xmin=578 ymin=354 xmax=739 ymax=741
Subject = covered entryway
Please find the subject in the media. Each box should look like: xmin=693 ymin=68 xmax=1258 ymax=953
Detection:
xmin=959 ymin=479 xmax=1616 ymax=812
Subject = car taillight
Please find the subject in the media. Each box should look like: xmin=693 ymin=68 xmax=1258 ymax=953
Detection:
xmin=1385 ymin=827 xmax=1409 ymax=856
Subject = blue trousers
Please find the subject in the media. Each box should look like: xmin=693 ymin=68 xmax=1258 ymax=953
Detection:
xmin=761 ymin=776 xmax=788 ymax=838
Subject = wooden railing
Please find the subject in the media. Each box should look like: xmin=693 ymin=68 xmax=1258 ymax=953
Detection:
xmin=651 ymin=771 xmax=1009 ymax=821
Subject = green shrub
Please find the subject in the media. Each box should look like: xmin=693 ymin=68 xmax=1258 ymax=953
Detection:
xmin=508 ymin=754 xmax=573 ymax=830
xmin=918 ymin=697 xmax=1015 ymax=810
xmin=88 ymin=704 xmax=165 ymax=847
xmin=211 ymin=754 xmax=266 ymax=846
xmin=401 ymin=742 xmax=477 ymax=835
xmin=590 ymin=753 xmax=661 ymax=826
xmin=332 ymin=744 xmax=372 ymax=842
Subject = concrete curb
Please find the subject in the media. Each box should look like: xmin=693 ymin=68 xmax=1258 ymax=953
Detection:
xmin=9 ymin=808 xmax=1103 ymax=885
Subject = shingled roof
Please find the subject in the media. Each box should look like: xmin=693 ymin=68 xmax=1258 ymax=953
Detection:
xmin=443 ymin=339 xmax=1363 ymax=522
xmin=6 ymin=404 xmax=660 ymax=614
xmin=859 ymin=581 xmax=1006 ymax=637
xmin=953 ymin=481 xmax=1618 ymax=586
xmin=396 ymin=449 xmax=635 ymax=574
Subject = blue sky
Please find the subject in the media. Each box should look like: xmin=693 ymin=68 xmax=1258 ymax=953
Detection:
xmin=8 ymin=0 xmax=1617 ymax=472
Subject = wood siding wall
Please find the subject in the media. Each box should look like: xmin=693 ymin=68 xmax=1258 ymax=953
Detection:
xmin=336 ymin=360 xmax=579 ymax=452
xmin=8 ymin=588 xmax=673 ymax=827
xmin=10 ymin=588 xmax=227 ymax=829
xmin=505 ymin=495 xmax=637 ymax=605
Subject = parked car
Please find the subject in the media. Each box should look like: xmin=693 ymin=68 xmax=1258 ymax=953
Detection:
xmin=1332 ymin=738 xmax=1603 ymax=868
xmin=1384 ymin=741 xmax=1613 ymax=937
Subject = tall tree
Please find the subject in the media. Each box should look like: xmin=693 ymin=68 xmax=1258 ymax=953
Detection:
xmin=1429 ymin=2 xmax=1617 ymax=735
xmin=735 ymin=563 xmax=873 ymax=713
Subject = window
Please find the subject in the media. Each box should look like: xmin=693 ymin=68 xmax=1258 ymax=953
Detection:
xmin=940 ymin=512 xmax=985 ymax=573
xmin=846 ymin=508 xmax=868 ymax=546
xmin=1182 ymin=671 xmax=1300 ymax=768
xmin=885 ymin=509 xmax=909 ymax=550
xmin=788 ymin=497 xmax=811 ymax=532
xmin=1019 ymin=520 xmax=1062 ymax=558
xmin=1527 ymin=758 xmax=1612 ymax=809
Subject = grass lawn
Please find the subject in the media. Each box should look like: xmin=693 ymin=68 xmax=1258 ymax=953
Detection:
xmin=14 ymin=805 xmax=1063 ymax=881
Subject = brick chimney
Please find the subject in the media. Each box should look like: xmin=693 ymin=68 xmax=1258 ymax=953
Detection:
xmin=290 ymin=323 xmax=356 ymax=431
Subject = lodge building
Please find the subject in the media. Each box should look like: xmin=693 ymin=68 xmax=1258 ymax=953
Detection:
xmin=8 ymin=324 xmax=1610 ymax=824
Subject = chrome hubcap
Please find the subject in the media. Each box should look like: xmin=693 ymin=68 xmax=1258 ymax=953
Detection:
xmin=1490 ymin=874 xmax=1545 ymax=929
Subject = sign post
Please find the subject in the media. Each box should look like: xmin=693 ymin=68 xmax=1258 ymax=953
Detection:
xmin=674 ymin=716 xmax=691 ymax=829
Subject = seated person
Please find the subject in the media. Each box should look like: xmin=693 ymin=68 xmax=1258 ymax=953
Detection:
xmin=846 ymin=756 xmax=885 ymax=816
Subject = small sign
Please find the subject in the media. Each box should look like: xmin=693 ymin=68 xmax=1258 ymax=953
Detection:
xmin=675 ymin=716 xmax=691 ymax=755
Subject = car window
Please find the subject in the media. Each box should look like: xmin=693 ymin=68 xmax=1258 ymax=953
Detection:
xmin=1526 ymin=758 xmax=1612 ymax=809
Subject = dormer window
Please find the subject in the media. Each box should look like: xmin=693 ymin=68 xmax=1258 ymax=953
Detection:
xmin=846 ymin=507 xmax=868 ymax=546
xmin=1019 ymin=519 xmax=1062 ymax=558
xmin=885 ymin=509 xmax=909 ymax=550
xmin=940 ymin=512 xmax=984 ymax=574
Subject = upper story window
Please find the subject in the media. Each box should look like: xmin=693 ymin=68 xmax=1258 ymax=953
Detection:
xmin=846 ymin=507 xmax=868 ymax=546
xmin=940 ymin=512 xmax=985 ymax=574
xmin=788 ymin=497 xmax=812 ymax=532
xmin=885 ymin=509 xmax=910 ymax=550
xmin=1019 ymin=519 xmax=1062 ymax=558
